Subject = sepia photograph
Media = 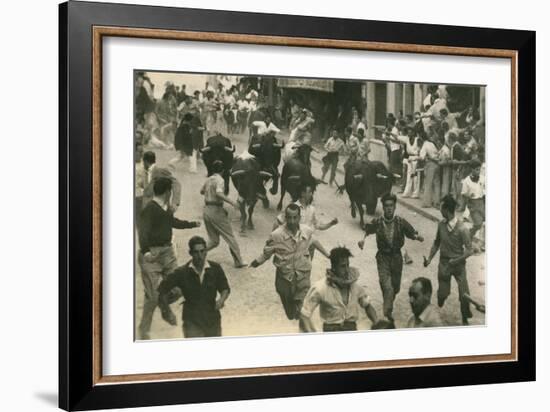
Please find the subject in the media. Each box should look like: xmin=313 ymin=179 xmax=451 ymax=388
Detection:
xmin=134 ymin=71 xmax=487 ymax=341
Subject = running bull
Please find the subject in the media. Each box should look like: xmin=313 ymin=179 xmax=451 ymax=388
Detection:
xmin=230 ymin=152 xmax=274 ymax=233
xmin=248 ymin=131 xmax=284 ymax=196
xmin=200 ymin=133 xmax=235 ymax=195
xmin=277 ymin=143 xmax=323 ymax=210
xmin=340 ymin=159 xmax=394 ymax=228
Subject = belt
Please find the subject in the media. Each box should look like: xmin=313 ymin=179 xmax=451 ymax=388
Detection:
xmin=440 ymin=256 xmax=464 ymax=262
xmin=377 ymin=249 xmax=402 ymax=255
xmin=205 ymin=201 xmax=223 ymax=207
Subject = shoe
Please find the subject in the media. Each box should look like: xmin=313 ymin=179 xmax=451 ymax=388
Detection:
xmin=160 ymin=307 xmax=177 ymax=326
xmin=138 ymin=330 xmax=151 ymax=340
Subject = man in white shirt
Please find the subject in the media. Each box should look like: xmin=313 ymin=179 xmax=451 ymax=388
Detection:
xmin=275 ymin=181 xmax=338 ymax=240
xmin=407 ymin=277 xmax=444 ymax=328
xmin=321 ymin=129 xmax=345 ymax=186
xmin=401 ymin=128 xmax=422 ymax=199
xmin=419 ymin=133 xmax=441 ymax=208
xmin=461 ymin=159 xmax=485 ymax=239
xmin=300 ymin=246 xmax=378 ymax=332
xmin=252 ymin=115 xmax=281 ymax=141
xmin=388 ymin=124 xmax=405 ymax=178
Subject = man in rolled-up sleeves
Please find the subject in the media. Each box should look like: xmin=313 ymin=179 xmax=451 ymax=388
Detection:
xmin=424 ymin=194 xmax=473 ymax=325
xmin=250 ymin=203 xmax=330 ymax=332
xmin=300 ymin=246 xmax=378 ymax=333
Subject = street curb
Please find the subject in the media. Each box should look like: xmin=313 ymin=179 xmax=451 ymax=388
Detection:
xmin=395 ymin=198 xmax=440 ymax=223
xmin=309 ymin=147 xmax=440 ymax=223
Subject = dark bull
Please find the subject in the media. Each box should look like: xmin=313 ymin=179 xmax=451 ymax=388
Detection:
xmin=230 ymin=156 xmax=273 ymax=233
xmin=199 ymin=134 xmax=236 ymax=195
xmin=340 ymin=159 xmax=394 ymax=228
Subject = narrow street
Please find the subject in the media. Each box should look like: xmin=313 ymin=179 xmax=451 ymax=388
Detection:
xmin=136 ymin=128 xmax=486 ymax=339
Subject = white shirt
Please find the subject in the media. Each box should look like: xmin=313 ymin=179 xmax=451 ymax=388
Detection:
xmin=356 ymin=121 xmax=367 ymax=135
xmin=252 ymin=121 xmax=280 ymax=135
xmin=406 ymin=304 xmax=444 ymax=328
xmin=146 ymin=163 xmax=156 ymax=185
xmin=237 ymin=100 xmax=249 ymax=111
xmin=224 ymin=94 xmax=236 ymax=106
xmin=461 ymin=175 xmax=485 ymax=199
xmin=446 ymin=216 xmax=458 ymax=232
xmin=420 ymin=140 xmax=439 ymax=161
xmin=277 ymin=200 xmax=319 ymax=231
xmin=324 ymin=137 xmax=345 ymax=153
xmin=190 ymin=260 xmax=211 ymax=284
xmin=246 ymin=89 xmax=259 ymax=100
xmin=423 ymin=93 xmax=433 ymax=109
xmin=389 ymin=127 xmax=403 ymax=151
xmin=398 ymin=136 xmax=419 ymax=158
xmin=301 ymin=272 xmax=372 ymax=324
xmin=441 ymin=113 xmax=459 ymax=130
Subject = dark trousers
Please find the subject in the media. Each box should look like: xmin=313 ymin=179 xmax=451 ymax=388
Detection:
xmin=376 ymin=251 xmax=403 ymax=319
xmin=437 ymin=258 xmax=472 ymax=321
xmin=323 ymin=321 xmax=357 ymax=332
xmin=321 ymin=152 xmax=339 ymax=184
xmin=183 ymin=318 xmax=222 ymax=338
xmin=275 ymin=270 xmax=311 ymax=320
xmin=389 ymin=149 xmax=402 ymax=177
xmin=135 ymin=196 xmax=143 ymax=229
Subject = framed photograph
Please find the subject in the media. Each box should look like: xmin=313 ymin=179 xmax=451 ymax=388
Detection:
xmin=59 ymin=1 xmax=535 ymax=410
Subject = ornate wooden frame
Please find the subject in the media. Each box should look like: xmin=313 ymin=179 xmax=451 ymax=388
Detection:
xmin=60 ymin=1 xmax=535 ymax=410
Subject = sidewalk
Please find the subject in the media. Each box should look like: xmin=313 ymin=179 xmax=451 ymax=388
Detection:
xmin=309 ymin=141 xmax=441 ymax=223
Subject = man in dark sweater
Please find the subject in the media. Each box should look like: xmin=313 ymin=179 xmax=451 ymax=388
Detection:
xmin=137 ymin=177 xmax=201 ymax=340
xmin=158 ymin=236 xmax=230 ymax=338
xmin=358 ymin=193 xmax=424 ymax=322
xmin=424 ymin=194 xmax=473 ymax=325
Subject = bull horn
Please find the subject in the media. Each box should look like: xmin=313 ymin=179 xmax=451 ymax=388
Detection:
xmin=288 ymin=176 xmax=301 ymax=181
xmin=231 ymin=170 xmax=246 ymax=177
xmin=251 ymin=144 xmax=261 ymax=149
xmin=272 ymin=143 xmax=283 ymax=148
xmin=200 ymin=146 xmax=211 ymax=153
xmin=232 ymin=145 xmax=236 ymax=153
xmin=224 ymin=146 xmax=233 ymax=152
xmin=376 ymin=173 xmax=389 ymax=179
xmin=353 ymin=174 xmax=363 ymax=180
xmin=259 ymin=171 xmax=273 ymax=178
